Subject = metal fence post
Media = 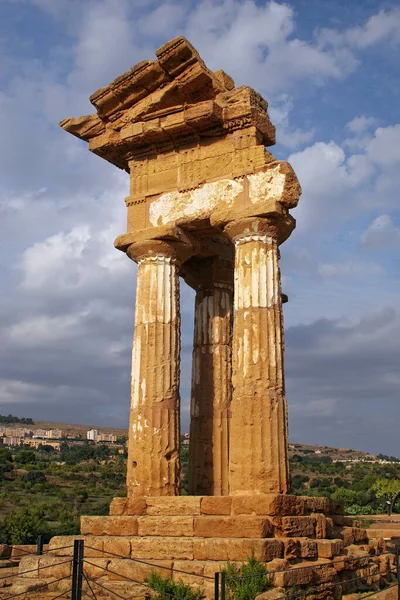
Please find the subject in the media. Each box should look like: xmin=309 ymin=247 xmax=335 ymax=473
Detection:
xmin=221 ymin=571 xmax=226 ymax=600
xmin=71 ymin=539 xmax=84 ymax=600
xmin=214 ymin=572 xmax=220 ymax=600
xmin=36 ymin=535 xmax=44 ymax=556
xmin=395 ymin=544 xmax=400 ymax=600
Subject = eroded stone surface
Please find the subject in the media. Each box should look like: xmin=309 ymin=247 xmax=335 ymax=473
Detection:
xmin=225 ymin=219 xmax=290 ymax=495
xmin=184 ymin=255 xmax=233 ymax=496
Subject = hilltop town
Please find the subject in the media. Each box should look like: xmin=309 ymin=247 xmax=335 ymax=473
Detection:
xmin=0 ymin=415 xmax=127 ymax=451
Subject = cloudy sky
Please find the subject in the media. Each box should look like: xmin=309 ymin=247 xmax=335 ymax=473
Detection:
xmin=0 ymin=0 xmax=399 ymax=455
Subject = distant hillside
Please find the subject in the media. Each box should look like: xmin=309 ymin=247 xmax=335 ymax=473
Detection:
xmin=22 ymin=421 xmax=399 ymax=461
xmin=289 ymin=442 xmax=399 ymax=463
xmin=28 ymin=420 xmax=128 ymax=438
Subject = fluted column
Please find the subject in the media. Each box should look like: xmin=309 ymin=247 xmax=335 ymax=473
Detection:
xmin=225 ymin=217 xmax=291 ymax=495
xmin=183 ymin=257 xmax=233 ymax=496
xmin=126 ymin=239 xmax=194 ymax=497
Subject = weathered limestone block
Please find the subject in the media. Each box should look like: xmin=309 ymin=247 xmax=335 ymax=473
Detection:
xmin=341 ymin=527 xmax=368 ymax=547
xmin=81 ymin=516 xmax=139 ymax=536
xmin=193 ymin=516 xmax=273 ymax=538
xmin=184 ymin=255 xmax=233 ymax=496
xmin=272 ymin=564 xmax=314 ymax=588
xmin=313 ymin=514 xmax=334 ymax=539
xmin=107 ymin=558 xmax=173 ymax=582
xmin=200 ymin=496 xmax=232 ymax=515
xmin=12 ymin=544 xmax=38 ymax=558
xmin=274 ymin=516 xmax=316 ymax=538
xmin=145 ymin=496 xmax=201 ymax=515
xmin=18 ymin=556 xmax=40 ymax=578
xmin=317 ymin=539 xmax=344 ymax=559
xmin=130 ymin=537 xmax=194 ymax=560
xmin=48 ymin=536 xmax=103 ymax=558
xmin=267 ymin=558 xmax=290 ymax=574
xmin=137 ymin=516 xmax=194 ymax=537
xmin=193 ymin=538 xmax=283 ymax=561
xmin=231 ymin=495 xmax=337 ymax=517
xmin=82 ymin=559 xmax=110 ymax=580
xmin=224 ymin=217 xmax=292 ymax=495
xmin=38 ymin=556 xmax=72 ymax=579
xmin=272 ymin=561 xmax=337 ymax=589
xmin=256 ymin=588 xmax=286 ymax=600
xmin=283 ymin=538 xmax=318 ymax=559
xmin=109 ymin=497 xmax=147 ymax=516
xmin=103 ymin=536 xmax=131 ymax=558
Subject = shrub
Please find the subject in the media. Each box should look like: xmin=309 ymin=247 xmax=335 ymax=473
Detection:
xmin=3 ymin=506 xmax=47 ymax=544
xmin=145 ymin=572 xmax=204 ymax=600
xmin=14 ymin=450 xmax=36 ymax=465
xmin=23 ymin=470 xmax=47 ymax=486
xmin=222 ymin=553 xmax=270 ymax=600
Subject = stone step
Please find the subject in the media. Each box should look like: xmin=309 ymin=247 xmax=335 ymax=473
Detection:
xmin=109 ymin=495 xmax=342 ymax=517
xmin=81 ymin=513 xmax=344 ymax=541
xmin=48 ymin=534 xmax=284 ymax=561
xmin=367 ymin=528 xmax=400 ymax=540
xmin=81 ymin=515 xmax=275 ymax=538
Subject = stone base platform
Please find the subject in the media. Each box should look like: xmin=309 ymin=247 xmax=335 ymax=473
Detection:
xmin=9 ymin=496 xmax=396 ymax=599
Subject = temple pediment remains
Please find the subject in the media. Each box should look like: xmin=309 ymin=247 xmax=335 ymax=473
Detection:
xmin=60 ymin=36 xmax=301 ymax=246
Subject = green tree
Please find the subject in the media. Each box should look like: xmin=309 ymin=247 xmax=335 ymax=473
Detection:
xmin=373 ymin=478 xmax=400 ymax=515
xmin=3 ymin=507 xmax=47 ymax=544
xmin=0 ymin=448 xmax=13 ymax=480
xmin=14 ymin=449 xmax=36 ymax=465
xmin=23 ymin=470 xmax=47 ymax=486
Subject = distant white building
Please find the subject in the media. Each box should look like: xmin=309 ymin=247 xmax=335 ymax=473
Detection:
xmin=87 ymin=429 xmax=99 ymax=441
xmin=48 ymin=429 xmax=63 ymax=439
xmin=33 ymin=429 xmax=48 ymax=439
xmin=5 ymin=427 xmax=31 ymax=438
xmin=96 ymin=433 xmax=117 ymax=443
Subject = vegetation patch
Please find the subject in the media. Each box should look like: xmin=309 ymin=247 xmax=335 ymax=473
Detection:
xmin=222 ymin=553 xmax=270 ymax=600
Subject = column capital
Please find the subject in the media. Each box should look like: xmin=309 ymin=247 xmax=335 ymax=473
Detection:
xmin=181 ymin=256 xmax=234 ymax=292
xmin=224 ymin=215 xmax=295 ymax=246
xmin=126 ymin=238 xmax=198 ymax=266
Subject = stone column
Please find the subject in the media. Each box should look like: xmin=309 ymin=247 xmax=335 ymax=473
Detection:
xmin=183 ymin=257 xmax=233 ymax=496
xmin=126 ymin=239 xmax=194 ymax=497
xmin=224 ymin=217 xmax=291 ymax=495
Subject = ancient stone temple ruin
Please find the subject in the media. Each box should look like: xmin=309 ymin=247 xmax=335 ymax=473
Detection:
xmin=62 ymin=36 xmax=299 ymax=500
xmin=13 ymin=37 xmax=394 ymax=599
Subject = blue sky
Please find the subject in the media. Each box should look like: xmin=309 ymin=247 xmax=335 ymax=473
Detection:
xmin=0 ymin=0 xmax=399 ymax=455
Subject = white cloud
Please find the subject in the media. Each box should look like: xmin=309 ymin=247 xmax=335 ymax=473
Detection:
xmin=318 ymin=261 xmax=384 ymax=278
xmin=8 ymin=314 xmax=84 ymax=345
xmin=289 ymin=120 xmax=400 ymax=232
xmin=317 ymin=7 xmax=400 ymax=50
xmin=365 ymin=124 xmax=400 ymax=167
xmin=184 ymin=0 xmax=358 ymax=93
xmin=269 ymin=95 xmax=315 ymax=149
xmin=362 ymin=214 xmax=400 ymax=248
xmin=346 ymin=8 xmax=400 ymax=49
xmin=347 ymin=116 xmax=380 ymax=135
xmin=291 ymin=398 xmax=336 ymax=417
xmin=0 ymin=379 xmax=48 ymax=404
xmin=21 ymin=226 xmax=91 ymax=289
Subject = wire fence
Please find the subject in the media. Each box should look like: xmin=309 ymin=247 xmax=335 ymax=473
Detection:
xmin=0 ymin=536 xmax=398 ymax=600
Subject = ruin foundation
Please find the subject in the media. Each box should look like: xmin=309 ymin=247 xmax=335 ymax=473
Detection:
xmin=10 ymin=37 xmax=395 ymax=599
xmin=14 ymin=496 xmax=394 ymax=599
